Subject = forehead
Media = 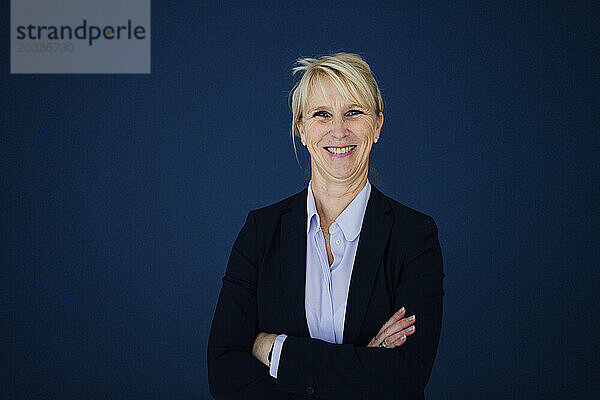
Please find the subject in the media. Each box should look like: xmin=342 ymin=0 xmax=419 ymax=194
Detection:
xmin=305 ymin=74 xmax=365 ymax=109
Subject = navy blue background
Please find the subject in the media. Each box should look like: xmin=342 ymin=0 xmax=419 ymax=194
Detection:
xmin=2 ymin=1 xmax=598 ymax=398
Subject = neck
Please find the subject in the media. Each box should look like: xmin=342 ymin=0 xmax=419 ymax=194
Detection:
xmin=310 ymin=168 xmax=368 ymax=228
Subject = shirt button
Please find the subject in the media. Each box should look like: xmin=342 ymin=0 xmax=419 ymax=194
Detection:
xmin=330 ymin=225 xmax=336 ymax=231
xmin=306 ymin=386 xmax=315 ymax=395
xmin=335 ymin=239 xmax=341 ymax=245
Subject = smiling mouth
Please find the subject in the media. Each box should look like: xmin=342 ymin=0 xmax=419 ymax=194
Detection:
xmin=324 ymin=145 xmax=357 ymax=155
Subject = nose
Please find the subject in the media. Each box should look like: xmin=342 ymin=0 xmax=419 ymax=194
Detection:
xmin=329 ymin=115 xmax=348 ymax=139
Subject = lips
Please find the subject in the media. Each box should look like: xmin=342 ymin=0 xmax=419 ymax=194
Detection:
xmin=324 ymin=145 xmax=357 ymax=155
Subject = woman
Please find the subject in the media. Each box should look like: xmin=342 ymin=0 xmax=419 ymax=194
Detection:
xmin=208 ymin=53 xmax=444 ymax=399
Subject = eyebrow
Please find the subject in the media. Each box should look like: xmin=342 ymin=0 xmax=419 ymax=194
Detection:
xmin=307 ymin=103 xmax=365 ymax=113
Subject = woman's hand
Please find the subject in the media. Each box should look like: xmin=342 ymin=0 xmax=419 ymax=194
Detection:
xmin=367 ymin=307 xmax=416 ymax=348
xmin=252 ymin=332 xmax=278 ymax=367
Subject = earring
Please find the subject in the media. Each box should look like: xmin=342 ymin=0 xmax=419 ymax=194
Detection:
xmin=374 ymin=137 xmax=379 ymax=143
xmin=301 ymin=138 xmax=306 ymax=146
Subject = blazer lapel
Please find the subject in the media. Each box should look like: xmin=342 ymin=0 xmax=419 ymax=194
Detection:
xmin=279 ymin=188 xmax=311 ymax=337
xmin=343 ymin=185 xmax=394 ymax=344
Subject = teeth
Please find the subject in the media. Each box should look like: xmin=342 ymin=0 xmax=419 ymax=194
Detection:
xmin=326 ymin=146 xmax=355 ymax=154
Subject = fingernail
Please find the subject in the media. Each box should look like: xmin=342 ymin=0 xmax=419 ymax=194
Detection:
xmin=408 ymin=315 xmax=416 ymax=321
xmin=400 ymin=335 xmax=407 ymax=341
xmin=397 ymin=307 xmax=405 ymax=314
xmin=408 ymin=325 xmax=415 ymax=331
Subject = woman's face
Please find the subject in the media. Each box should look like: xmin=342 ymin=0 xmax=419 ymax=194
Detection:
xmin=297 ymin=78 xmax=383 ymax=186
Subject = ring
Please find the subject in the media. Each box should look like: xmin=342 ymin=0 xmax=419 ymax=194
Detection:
xmin=379 ymin=339 xmax=387 ymax=348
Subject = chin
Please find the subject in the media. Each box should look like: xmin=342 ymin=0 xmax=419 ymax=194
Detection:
xmin=328 ymin=169 xmax=357 ymax=181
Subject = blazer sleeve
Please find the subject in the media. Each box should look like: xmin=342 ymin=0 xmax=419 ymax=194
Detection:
xmin=273 ymin=216 xmax=445 ymax=399
xmin=207 ymin=212 xmax=290 ymax=400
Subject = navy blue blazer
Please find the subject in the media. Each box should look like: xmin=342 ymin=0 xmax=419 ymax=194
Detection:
xmin=208 ymin=185 xmax=445 ymax=399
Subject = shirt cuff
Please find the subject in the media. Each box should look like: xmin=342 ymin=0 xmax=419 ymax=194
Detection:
xmin=269 ymin=334 xmax=287 ymax=378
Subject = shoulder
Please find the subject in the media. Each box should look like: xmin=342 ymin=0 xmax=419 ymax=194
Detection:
xmin=232 ymin=189 xmax=306 ymax=262
xmin=247 ymin=188 xmax=306 ymax=222
xmin=373 ymin=185 xmax=438 ymax=232
xmin=373 ymin=186 xmax=442 ymax=267
xmin=234 ymin=188 xmax=305 ymax=244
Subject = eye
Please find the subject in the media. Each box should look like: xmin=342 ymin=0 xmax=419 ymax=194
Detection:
xmin=313 ymin=110 xmax=330 ymax=118
xmin=346 ymin=109 xmax=363 ymax=117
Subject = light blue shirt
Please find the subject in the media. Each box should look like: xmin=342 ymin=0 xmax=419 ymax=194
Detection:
xmin=269 ymin=180 xmax=372 ymax=378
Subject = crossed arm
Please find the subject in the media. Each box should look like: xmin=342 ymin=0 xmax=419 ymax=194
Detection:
xmin=207 ymin=212 xmax=444 ymax=399
xmin=252 ymin=306 xmax=418 ymax=367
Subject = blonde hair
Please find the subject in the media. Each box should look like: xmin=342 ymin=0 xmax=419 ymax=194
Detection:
xmin=289 ymin=52 xmax=384 ymax=142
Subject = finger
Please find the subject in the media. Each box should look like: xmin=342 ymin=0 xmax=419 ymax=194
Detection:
xmin=374 ymin=307 xmax=406 ymax=339
xmin=389 ymin=334 xmax=407 ymax=348
xmin=375 ymin=308 xmax=405 ymax=337
xmin=378 ymin=314 xmax=416 ymax=342
xmin=385 ymin=324 xmax=416 ymax=347
xmin=367 ymin=307 xmax=406 ymax=347
xmin=368 ymin=321 xmax=413 ymax=348
xmin=373 ymin=314 xmax=410 ymax=345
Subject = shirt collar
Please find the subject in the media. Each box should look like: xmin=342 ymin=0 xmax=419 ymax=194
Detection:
xmin=306 ymin=180 xmax=372 ymax=242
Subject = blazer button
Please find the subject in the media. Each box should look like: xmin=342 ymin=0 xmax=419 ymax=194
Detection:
xmin=306 ymin=385 xmax=315 ymax=395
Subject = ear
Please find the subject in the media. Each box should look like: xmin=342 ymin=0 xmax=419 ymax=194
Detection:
xmin=375 ymin=111 xmax=384 ymax=137
xmin=296 ymin=120 xmax=305 ymax=140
